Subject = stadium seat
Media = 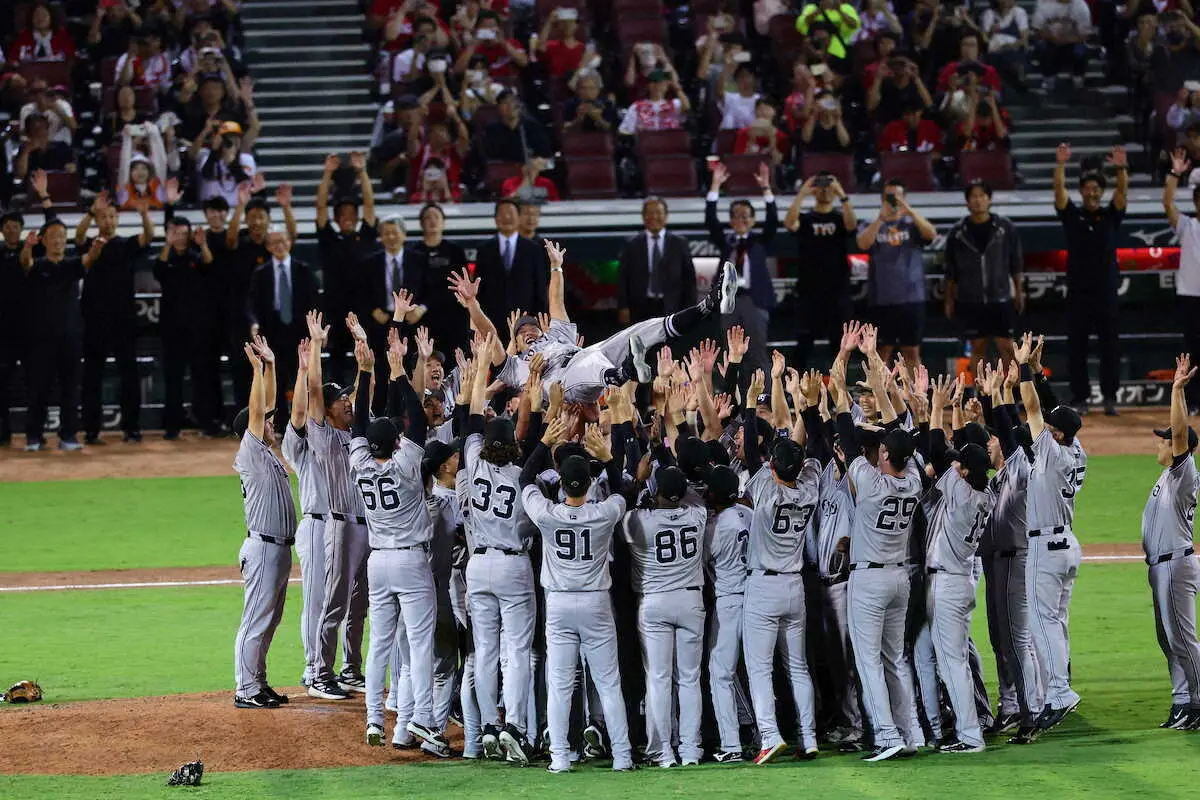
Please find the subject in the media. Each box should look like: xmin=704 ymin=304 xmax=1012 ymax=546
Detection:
xmin=484 ymin=161 xmax=524 ymax=197
xmin=958 ymin=149 xmax=1016 ymax=191
xmin=722 ymin=154 xmax=773 ymax=193
xmin=565 ymin=158 xmax=619 ymax=198
xmin=713 ymin=128 xmax=738 ymax=155
xmin=470 ymin=104 xmax=501 ymax=134
xmin=881 ymin=150 xmax=937 ymax=191
xmin=642 ymin=156 xmax=697 ymax=196
xmin=618 ymin=15 xmax=667 ymax=45
xmin=799 ymin=152 xmax=855 ymax=189
xmin=17 ymin=60 xmax=71 ymax=89
xmin=40 ymin=170 xmax=80 ymax=208
xmin=100 ymin=56 xmax=119 ymax=86
xmin=562 ymin=129 xmax=615 ymax=159
xmin=613 ymin=0 xmax=663 ymax=16
xmin=636 ymin=129 xmax=691 ymax=159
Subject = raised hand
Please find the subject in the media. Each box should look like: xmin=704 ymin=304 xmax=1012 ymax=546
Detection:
xmin=1004 ymin=358 xmax=1020 ymax=389
xmin=685 ymin=348 xmax=704 ymax=383
xmin=1107 ymin=144 xmax=1128 ymax=169
xmin=355 ymin=338 xmax=374 ymax=372
xmin=544 ymin=239 xmax=566 ymax=270
xmin=727 ymin=326 xmax=748 ymax=363
xmin=710 ymin=161 xmax=729 ymax=190
xmin=584 ymin=423 xmax=613 ymax=461
xmin=164 ymin=177 xmax=182 ymax=205
xmin=250 ymin=172 xmax=267 ymax=194
xmin=754 ymin=161 xmax=771 ymax=190
xmin=1029 ymin=334 xmax=1045 ymax=375
xmin=387 ymin=327 xmax=407 ymax=374
xmin=298 ymin=337 xmax=311 ymax=372
xmin=23 ymin=231 xmax=38 ymax=249
xmin=306 ymin=309 xmax=330 ymax=344
xmin=349 ymin=151 xmax=366 ymax=172
xmin=345 ymin=311 xmax=367 ymax=343
xmin=507 ymin=309 xmax=523 ymax=338
xmin=392 ymin=288 xmax=416 ymax=318
xmin=251 ymin=333 xmax=275 ymax=364
xmin=275 ymin=182 xmax=294 ymax=208
xmin=29 ymin=169 xmax=47 ymax=198
xmin=698 ymin=338 xmax=720 ymax=373
xmin=243 ymin=342 xmax=261 ymax=369
xmin=538 ymin=312 xmax=551 ymax=333
xmin=964 ymin=396 xmax=984 ymax=423
xmin=949 ymin=375 xmax=965 ymax=406
xmin=656 ymin=345 xmax=675 ymax=380
xmin=713 ymin=392 xmax=733 ymax=420
xmin=748 ymin=368 xmax=766 ymax=401
xmin=839 ymin=321 xmax=861 ymax=354
xmin=914 ymin=363 xmax=929 ymax=397
xmin=236 ymin=181 xmax=252 ymax=207
xmin=784 ymin=367 xmax=801 ymax=396
xmin=92 ymin=190 xmax=111 ymax=212
xmin=323 ymin=153 xmax=341 ymax=175
xmin=541 ymin=414 xmax=570 ymax=446
xmin=1055 ymin=142 xmax=1071 ymax=166
xmin=547 ymin=381 xmax=565 ymax=419
xmin=1013 ymin=331 xmax=1033 ymax=365
xmin=931 ymin=374 xmax=952 ymax=409
xmin=803 ymin=370 xmax=822 ymax=405
xmin=415 ymin=326 xmax=434 ymax=360
xmin=858 ymin=323 xmax=878 ymax=356
xmin=447 ymin=268 xmax=480 ymax=302
xmin=770 ymin=349 xmax=786 ymax=379
xmin=1172 ymin=147 xmax=1191 ymax=176
xmin=1175 ymin=353 xmax=1197 ymax=389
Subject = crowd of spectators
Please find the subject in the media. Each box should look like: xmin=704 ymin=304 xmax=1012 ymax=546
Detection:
xmin=0 ymin=0 xmax=254 ymax=211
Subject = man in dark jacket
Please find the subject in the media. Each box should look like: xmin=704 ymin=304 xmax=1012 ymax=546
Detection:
xmin=474 ymin=199 xmax=548 ymax=336
xmin=943 ymin=180 xmax=1025 ymax=370
xmin=618 ymin=197 xmax=697 ymax=327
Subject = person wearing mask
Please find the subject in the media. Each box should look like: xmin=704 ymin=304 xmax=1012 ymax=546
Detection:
xmin=617 ymin=197 xmax=697 ymax=328
xmin=1054 ymin=142 xmax=1127 ymax=416
xmin=74 ymin=189 xmax=156 ymax=444
xmin=316 ymin=152 xmax=379 ymax=385
xmin=406 ymin=203 xmax=469 ymax=356
xmin=474 ymin=199 xmax=549 ymax=336
xmin=617 ymin=69 xmax=691 ymax=136
xmin=943 ymin=180 xmax=1025 ymax=372
xmin=784 ymin=172 xmax=857 ymax=370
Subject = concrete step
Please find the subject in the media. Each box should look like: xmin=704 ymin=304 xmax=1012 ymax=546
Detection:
xmin=1011 ymin=141 xmax=1144 ymax=160
xmin=258 ymin=116 xmax=375 ymax=130
xmin=256 ymin=133 xmax=372 ymax=145
xmin=250 ymin=43 xmax=371 ymax=55
xmin=243 ymin=3 xmax=364 ymax=22
xmin=254 ymin=73 xmax=373 ymax=87
xmin=1009 ymin=130 xmax=1121 ymax=146
xmin=253 ymin=87 xmax=375 ymax=101
xmin=256 ymin=144 xmax=361 ymax=158
xmin=251 ymin=59 xmax=368 ymax=75
xmin=261 ymin=103 xmax=377 ymax=117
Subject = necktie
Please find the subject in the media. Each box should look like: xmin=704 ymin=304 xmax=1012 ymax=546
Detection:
xmin=734 ymin=237 xmax=749 ymax=284
xmin=650 ymin=233 xmax=663 ymax=296
xmin=391 ymin=256 xmax=402 ymax=298
xmin=278 ymin=263 xmax=292 ymax=325
xmin=502 ymin=237 xmax=512 ymax=271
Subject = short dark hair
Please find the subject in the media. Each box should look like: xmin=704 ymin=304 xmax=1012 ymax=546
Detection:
xmin=734 ymin=64 xmax=755 ymax=80
xmin=0 ymin=210 xmax=25 ymax=227
xmin=496 ymin=88 xmax=516 ymax=104
xmin=202 ymin=195 xmax=229 ymax=212
xmin=754 ymin=97 xmax=775 ymax=110
xmin=419 ymin=202 xmax=444 ymax=222
xmin=729 ymin=199 xmax=755 ymax=217
xmin=245 ymin=197 xmax=270 ymax=214
xmin=494 ymin=198 xmax=520 ymax=217
xmin=1078 ymin=172 xmax=1107 ymax=191
xmin=41 ymin=218 xmax=67 ymax=235
xmin=883 ymin=178 xmax=906 ymax=192
xmin=642 ymin=196 xmax=668 ymax=215
xmin=413 ymin=15 xmax=436 ymax=31
xmin=960 ymin=30 xmax=981 ymax=47
xmin=167 ymin=216 xmax=192 ymax=230
xmin=964 ymin=179 xmax=992 ymax=200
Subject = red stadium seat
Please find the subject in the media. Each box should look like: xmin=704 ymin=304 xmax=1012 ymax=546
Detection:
xmin=562 ymin=129 xmax=615 ymax=159
xmin=470 ymin=104 xmax=501 ymax=136
xmin=40 ymin=170 xmax=80 ymax=208
xmin=642 ymin=156 xmax=697 ymax=196
xmin=100 ymin=56 xmax=120 ymax=86
xmin=636 ymin=129 xmax=690 ymax=159
xmin=958 ymin=149 xmax=1016 ymax=191
xmin=713 ymin=128 xmax=738 ymax=155
xmin=618 ymin=15 xmax=667 ymax=45
xmin=881 ymin=150 xmax=937 ymax=191
xmin=565 ymin=158 xmax=619 ymax=198
xmin=613 ymin=0 xmax=663 ymax=15
xmin=799 ymin=152 xmax=855 ymax=189
xmin=721 ymin=154 xmax=773 ymax=193
xmin=485 ymin=161 xmax=524 ymax=197
xmin=17 ymin=60 xmax=71 ymax=89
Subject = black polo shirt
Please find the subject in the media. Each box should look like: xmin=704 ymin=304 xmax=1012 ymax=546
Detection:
xmin=81 ymin=234 xmax=148 ymax=323
xmin=1056 ymin=199 xmax=1124 ymax=298
xmin=153 ymin=246 xmax=211 ymax=331
xmin=228 ymin=230 xmax=270 ymax=331
xmin=793 ymin=209 xmax=851 ymax=298
xmin=26 ymin=256 xmax=85 ymax=340
xmin=317 ymin=220 xmax=378 ymax=313
xmin=0 ymin=244 xmax=25 ymax=335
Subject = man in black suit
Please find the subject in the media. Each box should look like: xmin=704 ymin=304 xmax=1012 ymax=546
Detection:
xmin=704 ymin=161 xmax=778 ymax=373
xmin=617 ymin=197 xmax=696 ymax=327
xmin=247 ymin=226 xmax=320 ymax=421
xmin=358 ymin=215 xmax=424 ymax=411
xmin=475 ymin=198 xmax=548 ymax=336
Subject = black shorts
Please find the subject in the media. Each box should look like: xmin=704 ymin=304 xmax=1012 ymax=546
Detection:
xmin=956 ymin=301 xmax=1015 ymax=340
xmin=869 ymin=302 xmax=926 ymax=348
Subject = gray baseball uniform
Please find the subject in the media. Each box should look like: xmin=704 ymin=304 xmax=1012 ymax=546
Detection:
xmin=846 ymin=455 xmax=924 ymax=751
xmin=233 ymin=431 xmax=297 ymax=698
xmin=1025 ymin=428 xmax=1086 ymax=711
xmin=1142 ymin=454 xmax=1200 ymax=710
xmin=350 ymin=436 xmax=438 ymax=733
xmin=704 ymin=503 xmax=753 ymax=753
xmin=925 ymin=469 xmax=993 ymax=748
xmin=624 ymin=500 xmax=709 ymax=765
xmin=741 ymin=461 xmax=822 ymax=753
xmin=282 ymin=423 xmax=329 ymax=687
xmin=463 ymin=431 xmax=536 ymax=738
xmin=453 ymin=471 xmax=483 ymax=758
xmin=310 ymin=420 xmax=370 ymax=683
xmin=521 ymin=486 xmax=634 ymax=770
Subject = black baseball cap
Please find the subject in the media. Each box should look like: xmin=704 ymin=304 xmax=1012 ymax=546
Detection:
xmin=959 ymin=421 xmax=990 ymax=448
xmin=947 ymin=443 xmax=991 ymax=480
xmin=553 ymin=440 xmax=586 ymax=468
xmin=1045 ymin=405 xmax=1083 ymax=442
xmin=705 ymin=464 xmax=740 ymax=503
xmin=484 ymin=416 xmax=516 ymax=446
xmin=771 ymin=438 xmax=805 ymax=482
xmin=422 ymin=438 xmax=460 ymax=476
xmin=1154 ymin=426 xmax=1199 ymax=452
xmin=856 ymin=423 xmax=886 ymax=447
xmin=705 ymin=439 xmax=731 ymax=466
xmin=366 ymin=417 xmax=399 ymax=458
xmin=322 ymin=381 xmax=353 ymax=408
xmin=655 ymin=465 xmax=688 ymax=503
xmin=232 ymin=407 xmax=274 ymax=439
xmin=756 ymin=393 xmax=771 ymax=408
xmin=882 ymin=428 xmax=916 ymax=463
xmin=675 ymin=436 xmax=710 ymax=481
xmin=513 ymin=314 xmax=540 ymax=335
xmin=559 ymin=454 xmax=592 ymax=498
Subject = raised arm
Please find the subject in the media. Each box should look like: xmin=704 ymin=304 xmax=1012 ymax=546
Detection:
xmin=352 ymin=340 xmax=372 ymax=438
xmin=1053 ymin=142 xmax=1070 ymax=212
xmin=276 ymin=183 xmax=298 ymax=245
xmin=227 ymin=182 xmax=250 ymax=249
xmin=1014 ymin=331 xmax=1044 ymax=439
xmin=1172 ymin=354 xmax=1196 ymax=457
xmin=469 ymin=331 xmax=497 ymax=415
xmin=1165 ymin=147 xmax=1189 ymax=230
xmin=769 ymin=350 xmax=790 ymax=431
xmin=305 ymin=311 xmax=329 ymax=423
xmin=545 ymin=239 xmax=568 ymax=322
xmin=351 ymin=151 xmax=376 ymax=227
xmin=315 ymin=153 xmax=338 ymax=230
xmin=244 ymin=343 xmax=267 ymax=440
xmin=448 ymin=269 xmax=505 ymax=365
xmin=251 ymin=334 xmax=277 ymax=413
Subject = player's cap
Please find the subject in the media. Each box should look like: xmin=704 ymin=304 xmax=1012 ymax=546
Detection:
xmin=422 ymin=438 xmax=459 ymax=476
xmin=705 ymin=464 xmax=740 ymax=503
xmin=675 ymin=436 xmax=710 ymax=481
xmin=514 ymin=315 xmax=540 ymax=336
xmin=855 ymin=423 xmax=886 ymax=447
xmin=1045 ymin=405 xmax=1083 ymax=442
xmin=322 ymin=382 xmax=353 ymax=408
xmin=705 ymin=439 xmax=732 ymax=466
xmin=232 ymin=406 xmax=250 ymax=438
xmin=654 ymin=465 xmax=688 ymax=503
xmin=1154 ymin=426 xmax=1199 ymax=452
xmin=881 ymin=428 xmax=916 ymax=463
xmin=428 ymin=349 xmax=446 ymax=366
xmin=553 ymin=440 xmax=587 ymax=468
xmin=947 ymin=443 xmax=991 ymax=481
xmin=756 ymin=393 xmax=771 ymax=408
xmin=771 ymin=437 xmax=805 ymax=482
xmin=959 ymin=421 xmax=991 ymax=448
xmin=559 ymin=454 xmax=592 ymax=498
xmin=853 ymin=380 xmax=873 ymax=394
xmin=366 ymin=418 xmax=399 ymax=458
xmin=423 ymin=386 xmax=447 ymax=403
xmin=484 ymin=416 xmax=516 ymax=446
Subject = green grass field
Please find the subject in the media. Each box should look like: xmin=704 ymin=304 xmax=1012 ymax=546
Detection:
xmin=1 ymin=454 xmax=1196 ymax=799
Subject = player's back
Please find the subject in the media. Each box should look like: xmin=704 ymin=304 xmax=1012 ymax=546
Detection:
xmin=349 ymin=437 xmax=433 ymax=549
xmin=1142 ymin=455 xmax=1199 ymax=558
xmin=235 ymin=431 xmax=297 ymax=538
xmin=745 ymin=461 xmax=821 ymax=574
xmin=625 ymin=502 xmax=708 ymax=593
xmin=521 ymin=487 xmax=626 ymax=592
xmin=925 ymin=469 xmax=993 ymax=573
xmin=848 ymin=456 xmax=923 ymax=564
xmin=282 ymin=423 xmax=329 ymax=516
xmin=1026 ymin=429 xmax=1087 ymax=531
xmin=813 ymin=460 xmax=853 ymax=575
xmin=464 ymin=433 xmax=527 ymax=551
xmin=705 ymin=504 xmax=752 ymax=595
xmin=987 ymin=450 xmax=1029 ymax=552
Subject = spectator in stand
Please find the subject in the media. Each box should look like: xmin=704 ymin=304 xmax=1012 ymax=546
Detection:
xmin=618 ymin=69 xmax=691 ymax=136
xmin=797 ymin=0 xmax=862 ymax=62
xmin=536 ymin=8 xmax=593 ymax=79
xmin=89 ymin=0 xmax=142 ymax=62
xmin=501 ymin=157 xmax=561 ymax=203
xmin=617 ymin=197 xmax=696 ymax=326
xmin=180 ymin=26 xmax=246 ymax=77
xmin=1127 ymin=13 xmax=1158 ymax=96
xmin=855 ymin=0 xmax=903 ymax=43
xmin=19 ymin=80 xmax=76 ymax=146
xmin=474 ymin=198 xmax=549 ymax=335
xmin=454 ymin=11 xmax=528 ymax=79
xmin=733 ymin=99 xmax=788 ymax=167
xmin=562 ymin=69 xmax=617 ymax=133
xmin=954 ymin=86 xmax=1012 ymax=158
xmin=369 ymin=96 xmax=420 ymax=197
xmin=406 ymin=202 xmax=470 ymax=355
xmin=1168 ymin=84 xmax=1200 ymax=133
xmin=172 ymin=0 xmax=240 ymax=43
xmin=1150 ymin=11 xmax=1200 ymax=94
xmin=980 ymin=0 xmax=1031 ymax=89
xmin=695 ymin=13 xmax=739 ymax=84
xmin=1031 ymin=0 xmax=1092 ymax=93
xmin=391 ymin=16 xmax=437 ymax=90
xmin=939 ymin=62 xmax=992 ymax=124
xmin=855 ymin=179 xmax=937 ymax=366
xmin=13 ymin=4 xmax=76 ymax=62
xmin=801 ymin=91 xmax=852 ymax=153
xmin=878 ymin=102 xmax=945 ymax=161
xmin=408 ymin=104 xmax=468 ymax=200
xmin=116 ymin=123 xmax=172 ymax=209
xmin=626 ymin=42 xmax=680 ymax=97
xmin=519 ymin=201 xmax=542 ymax=243
xmin=411 ymin=156 xmax=458 ymax=203
xmin=102 ymin=84 xmax=150 ymax=145
xmin=805 ymin=25 xmax=849 ymax=76
xmin=936 ymin=32 xmax=1003 ymax=97
xmin=867 ymin=53 xmax=934 ymax=124
xmin=458 ymin=54 xmax=507 ymax=117
xmin=378 ymin=0 xmax=450 ymax=53
xmin=483 ymin=89 xmax=552 ymax=163
xmin=718 ymin=62 xmax=761 ymax=131
xmin=861 ymin=31 xmax=900 ymax=94
xmin=191 ymin=120 xmax=256 ymax=205
xmin=116 ymin=26 xmax=172 ymax=91
xmin=14 ymin=114 xmax=73 ymax=181
xmin=783 ymin=61 xmax=816 ymax=134
xmin=915 ymin=2 xmax=984 ymax=78
xmin=177 ymin=64 xmax=246 ymax=141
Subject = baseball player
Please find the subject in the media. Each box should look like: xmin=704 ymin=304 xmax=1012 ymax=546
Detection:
xmin=280 ymin=336 xmax=329 ymax=689
xmin=1014 ymin=332 xmax=1086 ymax=735
xmin=461 ymin=332 xmax=537 ymax=765
xmin=519 ymin=417 xmax=635 ymax=774
xmin=351 ymin=341 xmax=447 ymax=754
xmin=739 ymin=361 xmax=823 ymax=765
xmin=304 ymin=312 xmax=370 ymax=701
xmin=703 ymin=464 xmax=754 ymax=762
xmin=623 ymin=465 xmax=709 ymax=767
xmin=449 ymin=240 xmax=737 ymax=409
xmin=1144 ymin=354 xmax=1200 ymax=731
xmin=232 ymin=336 xmax=295 ymax=709
xmin=832 ymin=326 xmax=924 ymax=762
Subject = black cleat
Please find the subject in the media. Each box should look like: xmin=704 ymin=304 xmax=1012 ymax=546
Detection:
xmin=1007 ymin=725 xmax=1040 ymax=744
xmin=481 ymin=723 xmax=502 ymax=760
xmin=262 ymin=686 xmax=288 ymax=705
xmin=1161 ymin=705 xmax=1188 ymax=730
xmin=234 ymin=691 xmax=280 ymax=709
xmin=307 ymin=679 xmax=350 ymax=700
xmin=986 ymin=713 xmax=1021 ymax=735
xmin=499 ymin=723 xmax=532 ymax=766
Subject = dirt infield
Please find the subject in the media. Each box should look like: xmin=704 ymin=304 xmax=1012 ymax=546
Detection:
xmin=0 ymin=691 xmax=463 ymax=776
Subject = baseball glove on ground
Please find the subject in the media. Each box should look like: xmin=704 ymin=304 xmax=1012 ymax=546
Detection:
xmin=167 ymin=761 xmax=204 ymax=786
xmin=2 ymin=680 xmax=43 ymax=703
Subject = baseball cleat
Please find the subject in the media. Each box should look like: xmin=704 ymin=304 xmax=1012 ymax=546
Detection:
xmin=59 ymin=439 xmax=84 ymax=451
xmin=392 ymin=730 xmax=417 ymax=750
xmin=718 ymin=260 xmax=738 ymax=315
xmin=681 ymin=758 xmax=700 ymax=767
xmin=938 ymin=740 xmax=986 ymax=754
xmin=1007 ymin=726 xmax=1040 ymax=744
xmin=861 ymin=744 xmax=905 ymax=762
xmin=300 ymin=674 xmax=312 ymax=689
xmin=612 ymin=759 xmax=637 ymax=772
xmin=712 ymin=750 xmax=743 ymax=763
xmin=987 ymin=713 xmax=1021 ymax=735
xmin=234 ymin=691 xmax=280 ymax=709
xmin=449 ymin=710 xmax=464 ymax=728
xmin=422 ymin=740 xmax=452 ymax=758
xmin=23 ymin=441 xmax=43 ymax=452
xmin=307 ymin=679 xmax=350 ymax=700
xmin=1036 ymin=705 xmax=1071 ymax=731
xmin=658 ymin=759 xmax=679 ymax=769
xmin=547 ymin=761 xmax=572 ymax=774
xmin=1161 ymin=705 xmax=1188 ymax=729
xmin=367 ymin=723 xmax=385 ymax=747
xmin=628 ymin=335 xmax=651 ymax=383
xmin=753 ymin=742 xmax=788 ymax=765
xmin=407 ymin=721 xmax=447 ymax=748
xmin=1180 ymin=709 xmax=1200 ymax=731
xmin=898 ymin=746 xmax=919 ymax=758
xmin=499 ymin=723 xmax=531 ymax=766
xmin=337 ymin=668 xmax=367 ymax=693
xmin=481 ymin=724 xmax=502 ymax=760
xmin=262 ymin=686 xmax=288 ymax=705
xmin=582 ymin=724 xmax=607 ymax=759
xmin=795 ymin=746 xmax=819 ymax=761
xmin=837 ymin=739 xmax=865 ymax=753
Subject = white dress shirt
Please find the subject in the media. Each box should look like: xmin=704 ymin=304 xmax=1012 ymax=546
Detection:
xmin=1175 ymin=215 xmax=1200 ymax=298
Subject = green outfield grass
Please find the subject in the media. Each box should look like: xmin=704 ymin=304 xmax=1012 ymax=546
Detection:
xmin=1073 ymin=455 xmax=1162 ymax=544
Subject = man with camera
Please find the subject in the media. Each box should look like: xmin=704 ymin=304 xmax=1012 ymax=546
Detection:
xmin=455 ymin=11 xmax=528 ymax=79
xmin=936 ymin=31 xmax=1003 ymax=96
xmin=18 ymin=79 xmax=76 ymax=147
xmin=483 ymin=90 xmax=552 ymax=164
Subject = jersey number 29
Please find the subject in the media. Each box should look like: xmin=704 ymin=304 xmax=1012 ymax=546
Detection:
xmin=876 ymin=496 xmax=918 ymax=531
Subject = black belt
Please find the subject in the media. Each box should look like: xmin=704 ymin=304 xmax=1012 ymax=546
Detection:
xmin=746 ymin=569 xmax=801 ymax=576
xmin=849 ymin=561 xmax=906 ymax=571
xmin=331 ymin=512 xmax=367 ymax=525
xmin=304 ymin=512 xmax=325 ymax=521
xmin=821 ymin=575 xmax=849 ymax=586
xmin=1028 ymin=526 xmax=1066 ymax=538
xmin=995 ymin=549 xmax=1019 ymax=558
xmin=372 ymin=543 xmax=429 ymax=552
xmin=473 ymin=546 xmax=526 ymax=556
xmin=1149 ymin=547 xmax=1195 ymax=565
xmin=247 ymin=532 xmax=295 ymax=546
xmin=685 ymin=585 xmax=702 ymax=591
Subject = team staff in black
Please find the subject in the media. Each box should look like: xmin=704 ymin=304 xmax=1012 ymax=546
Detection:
xmin=74 ymin=188 xmax=156 ymax=444
xmin=406 ymin=203 xmax=469 ymax=357
xmin=359 ymin=215 xmax=424 ymax=410
xmin=475 ymin=198 xmax=549 ymax=336
xmin=943 ymin=180 xmax=1025 ymax=370
xmin=315 ymin=152 xmax=378 ymax=384
xmin=154 ymin=217 xmax=218 ymax=439
xmin=784 ymin=172 xmax=857 ymax=370
xmin=1053 ymin=142 xmax=1127 ymax=416
xmin=617 ymin=197 xmax=697 ymax=326
xmin=19 ymin=220 xmax=104 ymax=451
xmin=200 ymin=195 xmax=232 ymax=433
